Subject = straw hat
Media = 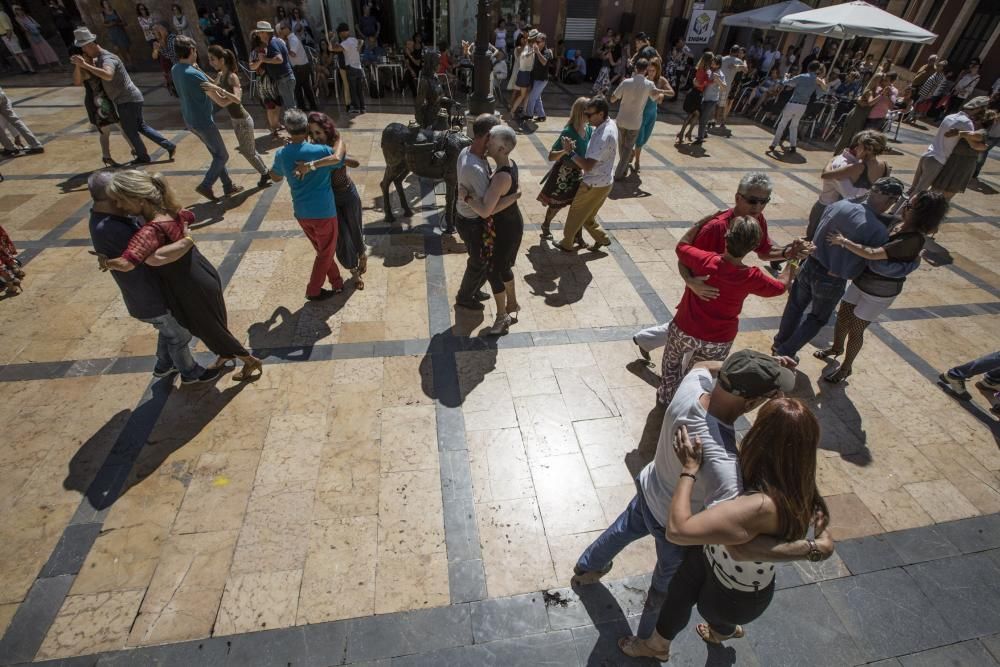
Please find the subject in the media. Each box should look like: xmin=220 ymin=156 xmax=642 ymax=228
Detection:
xmin=73 ymin=26 xmax=97 ymax=47
xmin=255 ymin=20 xmax=274 ymax=32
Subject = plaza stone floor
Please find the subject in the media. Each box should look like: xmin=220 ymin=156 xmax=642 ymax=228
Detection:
xmin=0 ymin=73 xmax=998 ymax=667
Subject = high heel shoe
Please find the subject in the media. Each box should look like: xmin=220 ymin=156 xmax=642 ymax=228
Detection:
xmin=102 ymin=157 xmax=122 ymax=168
xmin=675 ymin=132 xmax=684 ymax=144
xmin=233 ymin=357 xmax=263 ymax=382
xmin=506 ymin=303 xmax=521 ymax=321
xmin=822 ymin=366 xmax=852 ymax=384
xmin=813 ymin=348 xmax=841 ymax=360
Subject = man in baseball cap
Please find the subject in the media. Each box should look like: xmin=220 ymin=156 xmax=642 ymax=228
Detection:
xmin=573 ymin=349 xmax=824 ymax=594
xmin=774 ymin=175 xmax=904 ymax=361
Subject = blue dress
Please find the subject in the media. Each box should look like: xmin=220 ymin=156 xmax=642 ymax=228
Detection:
xmin=636 ymin=97 xmax=658 ymax=148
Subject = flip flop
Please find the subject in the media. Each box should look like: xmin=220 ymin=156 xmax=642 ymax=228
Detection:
xmin=696 ymin=623 xmax=744 ymax=644
xmin=618 ymin=636 xmax=669 ymax=662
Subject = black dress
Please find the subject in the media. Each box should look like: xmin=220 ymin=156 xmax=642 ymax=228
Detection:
xmin=485 ymin=162 xmax=524 ymax=294
xmin=123 ymin=211 xmax=249 ymax=358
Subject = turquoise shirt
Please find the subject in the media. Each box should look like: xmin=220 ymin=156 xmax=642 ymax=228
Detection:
xmin=551 ymin=124 xmax=593 ymax=157
xmin=171 ymin=63 xmax=215 ymax=130
xmin=272 ymin=142 xmax=339 ymax=219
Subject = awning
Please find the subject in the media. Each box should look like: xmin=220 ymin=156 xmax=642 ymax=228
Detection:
xmin=777 ymin=0 xmax=937 ymax=43
xmin=721 ymin=0 xmax=814 ymax=31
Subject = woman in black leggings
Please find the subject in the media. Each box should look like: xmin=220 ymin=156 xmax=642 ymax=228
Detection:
xmin=459 ymin=125 xmax=524 ymax=336
xmin=620 ymin=398 xmax=832 ymax=661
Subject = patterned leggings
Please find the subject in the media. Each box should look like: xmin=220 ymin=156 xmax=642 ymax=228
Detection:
xmin=828 ymin=301 xmax=871 ymax=371
xmin=231 ymin=115 xmax=268 ymax=176
xmin=658 ymin=322 xmax=733 ymax=406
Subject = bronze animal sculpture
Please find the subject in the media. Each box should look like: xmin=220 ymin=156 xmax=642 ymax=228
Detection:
xmin=379 ymin=113 xmax=470 ymax=233
xmin=414 ymin=49 xmax=456 ymax=130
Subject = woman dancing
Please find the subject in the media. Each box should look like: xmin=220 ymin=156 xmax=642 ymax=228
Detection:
xmin=73 ymin=50 xmax=128 ymax=168
xmin=816 ymin=191 xmax=949 ymax=383
xmin=538 ymin=96 xmax=590 ymax=245
xmin=200 ymin=45 xmax=273 ymax=188
xmin=620 ymin=398 xmax=831 ymax=661
xmin=100 ymin=170 xmax=262 ymax=381
xmin=677 ymin=51 xmax=713 ymax=144
xmin=304 ymin=112 xmax=368 ymax=290
xmin=633 ymin=57 xmax=672 ymax=173
xmin=459 ymin=126 xmax=524 ymax=335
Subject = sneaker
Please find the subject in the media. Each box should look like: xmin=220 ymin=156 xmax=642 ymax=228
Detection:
xmin=475 ymin=289 xmax=491 ymax=302
xmin=788 ymin=146 xmax=797 ymax=154
xmin=258 ymin=173 xmax=272 ymax=188
xmin=130 ymin=156 xmax=152 ymax=165
xmin=534 ymin=116 xmax=547 ymax=122
xmin=938 ymin=372 xmax=970 ymax=399
xmin=180 ymin=367 xmax=222 ymax=385
xmin=224 ymin=185 xmax=245 ymax=197
xmin=0 ymin=149 xmax=20 ymax=157
xmin=767 ymin=145 xmax=776 ymax=153
xmin=25 ymin=146 xmax=44 ymax=154
xmin=489 ymin=313 xmax=511 ymax=336
xmin=306 ymin=288 xmax=337 ymax=302
xmin=633 ymin=335 xmax=650 ymax=362
xmin=590 ymin=239 xmax=611 ymax=252
xmin=976 ymin=377 xmax=1000 ymax=392
xmin=167 ymin=144 xmax=177 ymax=160
xmin=152 ymin=364 xmax=178 ymax=378
xmin=571 ymin=562 xmax=613 ymax=587
xmin=195 ymin=184 xmax=217 ymax=201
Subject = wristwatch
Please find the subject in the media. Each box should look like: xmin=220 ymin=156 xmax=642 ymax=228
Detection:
xmin=806 ymin=538 xmax=823 ymax=562
xmin=308 ymin=161 xmax=316 ymax=172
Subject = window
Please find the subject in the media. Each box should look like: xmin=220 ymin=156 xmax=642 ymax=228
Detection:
xmin=900 ymin=0 xmax=945 ymax=68
xmin=948 ymin=0 xmax=1000 ymax=68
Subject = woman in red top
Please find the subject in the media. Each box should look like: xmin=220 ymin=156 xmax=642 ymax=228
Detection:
xmin=100 ymin=170 xmax=262 ymax=381
xmin=677 ymin=51 xmax=713 ymax=144
xmin=657 ymin=216 xmax=795 ymax=405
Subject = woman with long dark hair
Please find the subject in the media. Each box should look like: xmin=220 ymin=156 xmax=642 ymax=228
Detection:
xmin=303 ymin=112 xmax=368 ymax=290
xmin=620 ymin=398 xmax=831 ymax=660
xmin=817 ymin=191 xmax=949 ymax=383
xmin=677 ymin=51 xmax=713 ymax=144
xmin=200 ymin=45 xmax=272 ymax=188
xmin=72 ymin=46 xmax=128 ymax=168
xmin=99 ymin=170 xmax=262 ymax=381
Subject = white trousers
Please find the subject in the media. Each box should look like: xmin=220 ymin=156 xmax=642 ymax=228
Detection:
xmin=772 ymin=101 xmax=807 ymax=147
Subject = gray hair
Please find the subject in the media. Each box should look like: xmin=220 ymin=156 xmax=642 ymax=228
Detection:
xmin=737 ymin=172 xmax=772 ymax=194
xmin=283 ymin=108 xmax=309 ymax=134
xmin=489 ymin=125 xmax=517 ymax=152
xmin=88 ymin=169 xmax=114 ymax=202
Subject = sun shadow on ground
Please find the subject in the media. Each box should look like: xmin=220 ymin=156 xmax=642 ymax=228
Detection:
xmin=188 ymin=187 xmax=264 ymax=229
xmin=247 ymin=292 xmax=354 ymax=359
xmin=64 ymin=376 xmax=247 ymax=510
xmin=523 ymin=241 xmax=599 ymax=307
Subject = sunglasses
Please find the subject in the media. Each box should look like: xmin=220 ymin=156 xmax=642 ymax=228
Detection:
xmin=738 ymin=192 xmax=771 ymax=206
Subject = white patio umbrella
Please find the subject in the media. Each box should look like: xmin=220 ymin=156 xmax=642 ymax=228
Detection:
xmin=777 ymin=0 xmax=937 ymax=43
xmin=721 ymin=0 xmax=814 ymax=31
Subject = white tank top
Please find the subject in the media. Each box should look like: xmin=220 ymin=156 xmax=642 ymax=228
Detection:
xmin=704 ymin=544 xmax=775 ymax=592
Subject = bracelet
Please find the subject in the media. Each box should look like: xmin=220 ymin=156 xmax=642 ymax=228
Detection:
xmin=308 ymin=161 xmax=316 ymax=172
xmin=679 ymin=472 xmax=697 ymax=482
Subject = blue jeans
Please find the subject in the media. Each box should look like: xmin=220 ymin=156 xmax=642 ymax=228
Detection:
xmin=190 ymin=125 xmax=233 ymax=192
xmin=117 ymin=101 xmax=174 ymax=161
xmin=697 ymin=100 xmax=718 ymax=140
xmin=773 ymin=258 xmax=847 ymax=358
xmin=948 ymin=351 xmax=1000 ymax=383
xmin=576 ymin=483 xmax=686 ymax=592
xmin=141 ymin=312 xmax=203 ymax=381
xmin=526 ymin=79 xmax=548 ymax=117
xmin=973 ymin=135 xmax=1000 ymax=179
xmin=276 ymin=74 xmax=297 ymax=110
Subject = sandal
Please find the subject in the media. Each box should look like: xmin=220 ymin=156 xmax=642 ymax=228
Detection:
xmin=354 ymin=277 xmax=365 ymax=290
xmin=697 ymin=623 xmax=745 ymax=644
xmin=618 ymin=636 xmax=669 ymax=662
xmin=813 ymin=348 xmax=841 ymax=360
xmin=358 ymin=253 xmax=368 ymax=275
xmin=822 ymin=367 xmax=852 ymax=384
xmin=233 ymin=357 xmax=262 ymax=382
xmin=506 ymin=303 xmax=520 ymax=321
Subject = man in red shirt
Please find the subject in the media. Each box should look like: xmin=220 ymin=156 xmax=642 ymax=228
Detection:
xmin=657 ymin=215 xmax=796 ymax=404
xmin=634 ymin=172 xmax=812 ymax=360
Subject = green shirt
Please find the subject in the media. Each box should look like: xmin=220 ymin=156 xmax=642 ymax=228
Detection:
xmin=551 ymin=124 xmax=593 ymax=157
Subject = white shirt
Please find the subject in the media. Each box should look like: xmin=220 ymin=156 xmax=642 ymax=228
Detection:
xmin=582 ymin=118 xmax=618 ymax=187
xmin=339 ymin=36 xmax=362 ymax=69
xmin=612 ymin=75 xmax=655 ymax=130
xmin=720 ymin=56 xmax=745 ymax=91
xmin=953 ymin=72 xmax=980 ymax=99
xmin=639 ymin=369 xmax=741 ymax=526
xmin=925 ymin=111 xmax=975 ymax=165
xmin=517 ymin=46 xmax=534 ymax=74
xmin=819 ymin=151 xmax=866 ymax=205
xmin=456 ymin=146 xmax=491 ymax=219
xmin=287 ymin=33 xmax=309 ymax=67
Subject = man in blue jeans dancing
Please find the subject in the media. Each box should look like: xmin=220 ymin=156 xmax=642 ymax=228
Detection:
xmin=87 ymin=171 xmax=220 ymax=385
xmin=171 ymin=35 xmax=242 ymax=201
xmin=772 ymin=177 xmax=905 ymax=361
xmin=573 ymin=350 xmax=833 ymax=594
xmin=71 ymin=27 xmax=176 ymax=165
xmin=941 ymin=352 xmax=1000 ymax=416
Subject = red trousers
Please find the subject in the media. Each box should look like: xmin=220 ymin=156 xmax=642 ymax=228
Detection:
xmin=297 ymin=217 xmax=344 ymax=297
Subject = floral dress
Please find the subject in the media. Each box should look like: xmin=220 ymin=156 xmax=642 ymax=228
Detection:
xmin=17 ymin=15 xmax=59 ymax=66
xmin=0 ymin=225 xmax=22 ymax=288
